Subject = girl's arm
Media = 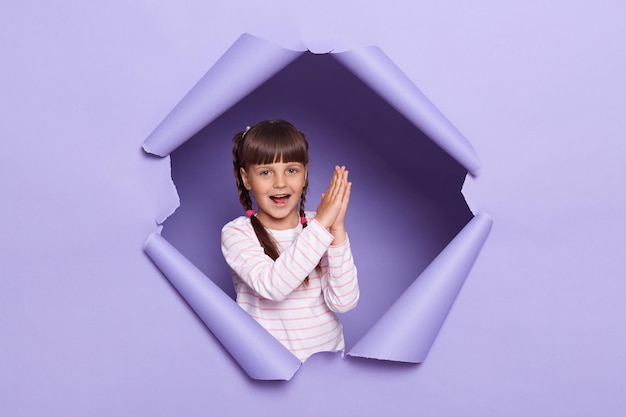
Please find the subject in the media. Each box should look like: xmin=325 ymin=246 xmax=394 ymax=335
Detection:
xmin=317 ymin=165 xmax=358 ymax=312
xmin=320 ymin=236 xmax=360 ymax=313
xmin=221 ymin=218 xmax=334 ymax=302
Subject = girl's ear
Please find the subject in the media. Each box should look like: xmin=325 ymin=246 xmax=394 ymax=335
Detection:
xmin=304 ymin=165 xmax=308 ymax=185
xmin=240 ymin=167 xmax=251 ymax=190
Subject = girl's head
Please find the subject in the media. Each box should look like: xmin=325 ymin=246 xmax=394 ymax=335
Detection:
xmin=234 ymin=119 xmax=309 ymax=170
xmin=232 ymin=120 xmax=311 ymax=258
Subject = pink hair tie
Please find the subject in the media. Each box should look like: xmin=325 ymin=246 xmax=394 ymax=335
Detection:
xmin=300 ymin=217 xmax=307 ymax=224
xmin=245 ymin=210 xmax=254 ymax=217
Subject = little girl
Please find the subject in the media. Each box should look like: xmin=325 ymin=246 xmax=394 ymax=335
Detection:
xmin=221 ymin=119 xmax=359 ymax=361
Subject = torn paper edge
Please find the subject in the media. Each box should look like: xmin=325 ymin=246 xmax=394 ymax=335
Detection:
xmin=142 ymin=33 xmax=482 ymax=177
xmin=143 ymin=33 xmax=306 ymax=157
xmin=144 ymin=233 xmax=301 ymax=380
xmin=347 ymin=212 xmax=493 ymax=363
xmin=155 ymin=155 xmax=180 ymax=226
xmin=331 ymin=48 xmax=482 ymax=176
xmin=142 ymin=32 xmax=491 ymax=376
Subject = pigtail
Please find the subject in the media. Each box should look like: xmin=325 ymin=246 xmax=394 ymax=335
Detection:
xmin=232 ymin=130 xmax=281 ymax=261
xmin=299 ymin=182 xmax=309 ymax=228
xmin=298 ymin=132 xmax=310 ymax=229
xmin=232 ymin=131 xmax=249 ymax=210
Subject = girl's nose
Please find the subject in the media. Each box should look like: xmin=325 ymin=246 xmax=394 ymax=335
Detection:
xmin=273 ymin=173 xmax=286 ymax=187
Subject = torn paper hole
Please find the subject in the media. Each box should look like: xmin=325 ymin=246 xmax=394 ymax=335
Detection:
xmin=143 ymin=33 xmax=492 ymax=380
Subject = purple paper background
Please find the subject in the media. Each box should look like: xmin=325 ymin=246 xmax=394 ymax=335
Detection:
xmin=2 ymin=2 xmax=625 ymax=416
xmin=162 ymin=51 xmax=473 ymax=348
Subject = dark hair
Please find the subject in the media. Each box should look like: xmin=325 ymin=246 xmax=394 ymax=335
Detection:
xmin=232 ymin=120 xmax=311 ymax=264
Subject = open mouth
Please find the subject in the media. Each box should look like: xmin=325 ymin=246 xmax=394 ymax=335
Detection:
xmin=269 ymin=194 xmax=290 ymax=205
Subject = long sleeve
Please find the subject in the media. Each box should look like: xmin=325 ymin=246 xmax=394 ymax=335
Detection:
xmin=321 ymin=236 xmax=360 ymax=313
xmin=221 ymin=217 xmax=334 ymax=302
xmin=222 ymin=213 xmax=360 ymax=361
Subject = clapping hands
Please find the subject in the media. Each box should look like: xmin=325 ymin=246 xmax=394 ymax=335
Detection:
xmin=315 ymin=166 xmax=351 ymax=245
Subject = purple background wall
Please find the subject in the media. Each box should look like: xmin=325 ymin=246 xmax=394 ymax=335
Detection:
xmin=2 ymin=1 xmax=625 ymax=416
xmin=162 ymin=51 xmax=474 ymax=347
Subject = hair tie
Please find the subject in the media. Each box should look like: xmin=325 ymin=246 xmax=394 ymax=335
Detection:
xmin=246 ymin=210 xmax=254 ymax=217
xmin=300 ymin=217 xmax=307 ymax=225
xmin=242 ymin=125 xmax=251 ymax=138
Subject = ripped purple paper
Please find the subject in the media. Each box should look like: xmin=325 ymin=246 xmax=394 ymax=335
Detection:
xmin=333 ymin=48 xmax=482 ymax=175
xmin=348 ymin=212 xmax=493 ymax=363
xmin=142 ymin=33 xmax=491 ymax=378
xmin=142 ymin=33 xmax=482 ymax=177
xmin=144 ymin=233 xmax=301 ymax=380
xmin=143 ymin=34 xmax=305 ymax=157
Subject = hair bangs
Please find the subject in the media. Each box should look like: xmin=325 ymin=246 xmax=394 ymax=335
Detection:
xmin=243 ymin=120 xmax=309 ymax=167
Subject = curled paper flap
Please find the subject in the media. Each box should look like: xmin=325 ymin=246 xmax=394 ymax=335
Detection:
xmin=348 ymin=212 xmax=493 ymax=363
xmin=144 ymin=233 xmax=301 ymax=380
xmin=332 ymin=48 xmax=482 ymax=175
xmin=143 ymin=34 xmax=305 ymax=156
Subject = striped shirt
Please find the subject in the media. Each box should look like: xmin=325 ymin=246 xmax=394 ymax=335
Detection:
xmin=221 ymin=212 xmax=359 ymax=361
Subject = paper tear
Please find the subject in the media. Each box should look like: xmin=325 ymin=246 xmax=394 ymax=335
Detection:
xmin=142 ymin=33 xmax=482 ymax=175
xmin=144 ymin=233 xmax=301 ymax=381
xmin=332 ymin=47 xmax=482 ymax=175
xmin=155 ymin=155 xmax=180 ymax=225
xmin=141 ymin=152 xmax=180 ymax=226
xmin=347 ymin=213 xmax=493 ymax=363
xmin=460 ymin=170 xmax=484 ymax=218
xmin=143 ymin=32 xmax=492 ymax=379
xmin=143 ymin=33 xmax=305 ymax=157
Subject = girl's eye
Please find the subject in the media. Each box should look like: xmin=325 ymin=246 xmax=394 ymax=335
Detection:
xmin=287 ymin=168 xmax=299 ymax=174
xmin=260 ymin=170 xmax=271 ymax=176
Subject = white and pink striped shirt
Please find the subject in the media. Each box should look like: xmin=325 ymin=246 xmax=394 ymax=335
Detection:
xmin=221 ymin=212 xmax=359 ymax=361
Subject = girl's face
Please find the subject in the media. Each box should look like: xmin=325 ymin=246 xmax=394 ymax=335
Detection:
xmin=240 ymin=160 xmax=307 ymax=230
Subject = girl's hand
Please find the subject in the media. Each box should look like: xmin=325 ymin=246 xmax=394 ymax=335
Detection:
xmin=315 ymin=166 xmax=351 ymax=244
xmin=330 ymin=169 xmax=351 ymax=239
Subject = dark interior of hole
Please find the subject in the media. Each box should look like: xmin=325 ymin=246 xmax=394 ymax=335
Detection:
xmin=162 ymin=52 xmax=473 ymax=347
